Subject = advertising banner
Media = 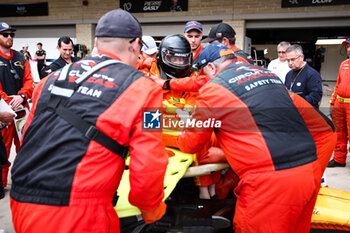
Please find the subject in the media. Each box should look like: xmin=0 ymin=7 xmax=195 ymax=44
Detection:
xmin=282 ymin=0 xmax=350 ymax=8
xmin=120 ymin=0 xmax=188 ymax=13
xmin=0 ymin=2 xmax=48 ymax=17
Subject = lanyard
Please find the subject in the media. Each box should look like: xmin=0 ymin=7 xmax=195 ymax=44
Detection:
xmin=289 ymin=64 xmax=306 ymax=91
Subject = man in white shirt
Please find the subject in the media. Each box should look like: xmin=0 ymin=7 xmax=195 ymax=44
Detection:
xmin=268 ymin=41 xmax=291 ymax=84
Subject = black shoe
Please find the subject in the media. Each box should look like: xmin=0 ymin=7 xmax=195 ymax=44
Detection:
xmin=327 ymin=159 xmax=346 ymax=168
xmin=0 ymin=187 xmax=4 ymax=199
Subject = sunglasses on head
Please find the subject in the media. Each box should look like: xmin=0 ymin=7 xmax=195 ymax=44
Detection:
xmin=129 ymin=38 xmax=148 ymax=49
xmin=0 ymin=32 xmax=15 ymax=38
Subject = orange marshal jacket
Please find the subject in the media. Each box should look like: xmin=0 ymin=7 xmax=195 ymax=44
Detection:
xmin=137 ymin=57 xmax=209 ymax=92
xmin=11 ymin=52 xmax=168 ymax=212
xmin=177 ymin=61 xmax=334 ymax=177
xmin=330 ymin=59 xmax=350 ymax=105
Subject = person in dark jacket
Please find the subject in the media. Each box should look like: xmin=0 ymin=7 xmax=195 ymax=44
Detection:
xmin=35 ymin=42 xmax=46 ymax=79
xmin=20 ymin=44 xmax=32 ymax=61
xmin=285 ymin=44 xmax=323 ymax=108
xmin=41 ymin=36 xmax=80 ymax=78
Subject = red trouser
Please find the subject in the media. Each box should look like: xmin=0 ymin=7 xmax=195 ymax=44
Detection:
xmin=332 ymin=101 xmax=350 ymax=164
xmin=193 ymin=147 xmax=225 ymax=186
xmin=11 ymin=196 xmax=119 ymax=233
xmin=193 ymin=167 xmax=221 ymax=186
xmin=215 ymin=168 xmax=239 ymax=199
xmin=1 ymin=123 xmax=20 ymax=187
xmin=163 ymin=133 xmax=225 ymax=187
xmin=233 ymin=161 xmax=321 ymax=233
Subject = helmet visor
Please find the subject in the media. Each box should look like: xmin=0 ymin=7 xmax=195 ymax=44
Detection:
xmin=163 ymin=52 xmax=191 ymax=67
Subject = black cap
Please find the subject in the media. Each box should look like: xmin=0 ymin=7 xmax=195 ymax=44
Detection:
xmin=0 ymin=22 xmax=16 ymax=32
xmin=95 ymin=8 xmax=142 ymax=39
xmin=202 ymin=23 xmax=236 ymax=43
